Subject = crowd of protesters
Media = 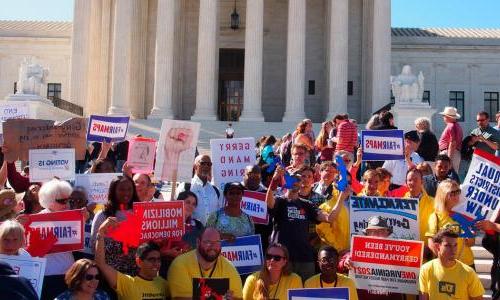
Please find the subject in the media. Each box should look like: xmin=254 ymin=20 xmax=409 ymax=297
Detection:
xmin=0 ymin=107 xmax=498 ymax=300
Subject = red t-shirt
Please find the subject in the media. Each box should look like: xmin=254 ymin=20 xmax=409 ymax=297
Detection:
xmin=438 ymin=122 xmax=463 ymax=151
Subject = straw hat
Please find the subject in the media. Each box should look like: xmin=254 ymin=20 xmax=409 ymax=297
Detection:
xmin=438 ymin=106 xmax=461 ymax=119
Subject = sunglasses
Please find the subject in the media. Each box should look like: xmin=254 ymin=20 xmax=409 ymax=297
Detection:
xmin=265 ymin=254 xmax=285 ymax=262
xmin=84 ymin=274 xmax=101 ymax=281
xmin=476 ymin=119 xmax=487 ymax=122
xmin=55 ymin=198 xmax=70 ymax=205
xmin=199 ymin=161 xmax=212 ymax=166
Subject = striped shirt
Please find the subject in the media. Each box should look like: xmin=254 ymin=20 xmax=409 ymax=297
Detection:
xmin=335 ymin=120 xmax=358 ymax=153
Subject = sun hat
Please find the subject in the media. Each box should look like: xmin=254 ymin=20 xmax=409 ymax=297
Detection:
xmin=362 ymin=216 xmax=393 ymax=235
xmin=438 ymin=106 xmax=461 ymax=119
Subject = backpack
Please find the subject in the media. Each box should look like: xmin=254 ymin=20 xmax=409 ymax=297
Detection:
xmin=183 ymin=182 xmax=221 ymax=198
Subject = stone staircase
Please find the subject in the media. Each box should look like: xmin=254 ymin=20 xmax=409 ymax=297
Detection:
xmin=474 ymin=236 xmax=495 ymax=299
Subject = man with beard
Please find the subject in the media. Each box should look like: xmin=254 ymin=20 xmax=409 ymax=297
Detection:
xmin=96 ymin=217 xmax=169 ymax=299
xmin=422 ymin=154 xmax=460 ymax=197
xmin=305 ymin=246 xmax=358 ymax=300
xmin=168 ymin=227 xmax=242 ymax=299
xmin=266 ymin=165 xmax=351 ymax=281
xmin=176 ymin=155 xmax=223 ymax=225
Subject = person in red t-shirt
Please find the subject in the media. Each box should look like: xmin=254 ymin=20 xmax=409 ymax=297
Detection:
xmin=437 ymin=107 xmax=463 ymax=172
xmin=332 ymin=114 xmax=358 ymax=155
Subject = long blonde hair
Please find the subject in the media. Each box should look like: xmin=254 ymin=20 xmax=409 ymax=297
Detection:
xmin=253 ymin=243 xmax=292 ymax=300
xmin=434 ymin=179 xmax=460 ymax=213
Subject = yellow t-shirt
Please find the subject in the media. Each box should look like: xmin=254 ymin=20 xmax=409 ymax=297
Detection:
xmin=167 ymin=250 xmax=242 ymax=298
xmin=242 ymin=271 xmax=302 ymax=300
xmin=316 ymin=189 xmax=350 ymax=252
xmin=419 ymin=259 xmax=484 ymax=299
xmin=403 ymin=190 xmax=435 ymax=242
xmin=425 ymin=211 xmax=474 ymax=265
xmin=116 ymin=272 xmax=168 ymax=300
xmin=304 ymin=273 xmax=358 ymax=300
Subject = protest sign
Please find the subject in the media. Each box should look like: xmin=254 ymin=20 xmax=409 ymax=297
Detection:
xmin=154 ymin=119 xmax=200 ymax=183
xmin=0 ymin=102 xmax=31 ymax=134
xmin=210 ymin=137 xmax=256 ymax=190
xmin=86 ymin=115 xmax=129 ymax=142
xmin=29 ymin=148 xmax=75 ymax=182
xmin=452 ymin=149 xmax=500 ymax=237
xmin=27 ymin=209 xmax=84 ymax=253
xmin=127 ymin=137 xmax=157 ymax=174
xmin=349 ymin=196 xmax=419 ymax=240
xmin=221 ymin=234 xmax=263 ymax=275
xmin=288 ymin=287 xmax=349 ymax=300
xmin=75 ymin=173 xmax=122 ymax=204
xmin=133 ymin=201 xmax=185 ymax=243
xmin=192 ymin=278 xmax=229 ymax=300
xmin=241 ymin=191 xmax=268 ymax=225
xmin=361 ymin=130 xmax=404 ymax=161
xmin=82 ymin=222 xmax=93 ymax=255
xmin=2 ymin=117 xmax=87 ymax=161
xmin=349 ymin=236 xmax=424 ymax=295
xmin=0 ymin=254 xmax=46 ymax=298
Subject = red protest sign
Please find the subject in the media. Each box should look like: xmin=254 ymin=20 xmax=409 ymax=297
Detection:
xmin=26 ymin=209 xmax=84 ymax=254
xmin=241 ymin=191 xmax=268 ymax=225
xmin=133 ymin=201 xmax=185 ymax=243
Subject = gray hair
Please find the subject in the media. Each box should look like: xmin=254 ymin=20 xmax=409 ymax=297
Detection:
xmin=414 ymin=117 xmax=431 ymax=131
xmin=0 ymin=220 xmax=25 ymax=244
xmin=39 ymin=179 xmax=73 ymax=209
xmin=366 ymin=115 xmax=380 ymax=129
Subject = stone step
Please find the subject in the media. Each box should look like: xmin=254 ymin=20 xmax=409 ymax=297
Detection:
xmin=473 ymin=245 xmax=494 ymax=259
xmin=480 ymin=274 xmax=492 ymax=291
xmin=475 ymin=259 xmax=493 ymax=273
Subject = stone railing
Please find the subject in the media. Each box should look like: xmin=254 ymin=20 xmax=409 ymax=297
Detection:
xmin=48 ymin=96 xmax=84 ymax=116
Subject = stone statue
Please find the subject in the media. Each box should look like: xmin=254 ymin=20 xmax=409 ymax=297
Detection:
xmin=16 ymin=57 xmax=49 ymax=96
xmin=391 ymin=65 xmax=425 ymax=105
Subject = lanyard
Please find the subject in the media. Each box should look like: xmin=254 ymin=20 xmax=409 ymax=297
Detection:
xmin=319 ymin=275 xmax=337 ymax=288
xmin=198 ymin=260 xmax=217 ymax=278
xmin=270 ymin=276 xmax=282 ymax=300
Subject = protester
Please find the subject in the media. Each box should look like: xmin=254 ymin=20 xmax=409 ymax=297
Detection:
xmin=414 ymin=117 xmax=439 ymax=162
xmin=315 ymin=121 xmax=334 ymax=154
xmin=206 ymin=182 xmax=254 ymax=239
xmin=90 ymin=176 xmax=139 ymax=275
xmin=167 ymin=227 xmax=242 ymax=299
xmin=304 ymin=246 xmax=358 ymax=300
xmin=332 ymin=114 xmax=358 ymax=155
xmin=96 ymin=218 xmax=169 ymax=300
xmin=297 ymin=166 xmax=325 ymax=207
xmin=242 ymin=165 xmax=267 ymax=193
xmin=55 ymin=259 xmax=110 ymax=300
xmin=426 ymin=179 xmax=475 ymax=267
xmin=132 ymin=173 xmax=163 ymax=202
xmin=419 ymin=228 xmax=484 ymax=300
xmin=438 ymin=106 xmax=463 ymax=172
xmin=243 ymin=243 xmax=302 ymax=300
xmin=38 ymin=178 xmax=76 ymax=300
xmin=286 ymin=143 xmax=310 ymax=173
xmin=176 ymin=155 xmax=223 ymax=225
xmin=259 ymin=135 xmax=277 ymax=165
xmin=266 ymin=165 xmax=351 ymax=280
xmin=358 ymin=169 xmax=380 ymax=196
xmin=177 ymin=191 xmax=204 ymax=249
xmin=293 ymin=120 xmax=314 ymax=151
xmin=416 ymin=161 xmax=433 ymax=176
xmin=0 ymin=188 xmax=18 ymax=221
xmin=422 ymin=154 xmax=460 ymax=197
xmin=403 ymin=169 xmax=434 ymax=243
xmin=312 ymin=161 xmax=337 ymax=199
xmin=0 ymin=219 xmax=30 ymax=256
xmin=19 ymin=183 xmax=42 ymax=214
xmin=470 ymin=111 xmax=499 ymax=155
xmin=0 ymin=260 xmax=39 ymax=300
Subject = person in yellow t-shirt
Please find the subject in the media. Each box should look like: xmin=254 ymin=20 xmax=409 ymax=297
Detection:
xmin=425 ymin=179 xmax=475 ymax=267
xmin=243 ymin=243 xmax=302 ymax=300
xmin=403 ymin=168 xmax=435 ymax=242
xmin=95 ymin=217 xmax=169 ymax=300
xmin=305 ymin=246 xmax=358 ymax=300
xmin=419 ymin=227 xmax=484 ymax=300
xmin=167 ymin=227 xmax=242 ymax=299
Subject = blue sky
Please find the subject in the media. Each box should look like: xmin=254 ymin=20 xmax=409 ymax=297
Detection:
xmin=0 ymin=0 xmax=499 ymax=29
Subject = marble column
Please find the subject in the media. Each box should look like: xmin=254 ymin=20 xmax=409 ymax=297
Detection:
xmin=327 ymin=0 xmax=349 ymax=119
xmin=85 ymin=0 xmax=102 ymax=115
xmin=149 ymin=0 xmax=176 ymax=119
xmin=371 ymin=0 xmax=391 ymax=113
xmin=283 ymin=0 xmax=307 ymax=122
xmin=239 ymin=0 xmax=265 ymax=121
xmin=191 ymin=0 xmax=219 ymax=121
xmin=108 ymin=0 xmax=133 ymax=116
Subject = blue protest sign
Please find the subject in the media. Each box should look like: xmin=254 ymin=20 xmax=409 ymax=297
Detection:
xmin=221 ymin=235 xmax=263 ymax=275
xmin=288 ymin=287 xmax=349 ymax=299
xmin=86 ymin=115 xmax=130 ymax=142
xmin=361 ymin=130 xmax=404 ymax=161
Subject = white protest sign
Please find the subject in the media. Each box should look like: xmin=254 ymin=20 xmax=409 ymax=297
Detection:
xmin=349 ymin=196 xmax=419 ymax=240
xmin=75 ymin=173 xmax=122 ymax=204
xmin=128 ymin=137 xmax=157 ymax=174
xmin=155 ymin=119 xmax=200 ymax=182
xmin=0 ymin=254 xmax=46 ymax=298
xmin=210 ymin=137 xmax=255 ymax=190
xmin=29 ymin=148 xmax=75 ymax=182
xmin=0 ymin=102 xmax=31 ymax=134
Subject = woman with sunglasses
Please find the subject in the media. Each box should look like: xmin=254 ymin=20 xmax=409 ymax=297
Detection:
xmin=55 ymin=259 xmax=110 ymax=300
xmin=36 ymin=178 xmax=76 ymax=300
xmin=426 ymin=179 xmax=475 ymax=268
xmin=243 ymin=243 xmax=302 ymax=300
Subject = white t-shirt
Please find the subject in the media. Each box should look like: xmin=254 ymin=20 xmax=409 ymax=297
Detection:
xmin=382 ymin=152 xmax=424 ymax=185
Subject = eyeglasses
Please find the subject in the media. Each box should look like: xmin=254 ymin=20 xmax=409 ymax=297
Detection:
xmin=265 ymin=254 xmax=285 ymax=261
xmin=199 ymin=161 xmax=212 ymax=166
xmin=55 ymin=198 xmax=70 ymax=205
xmin=449 ymin=189 xmax=461 ymax=196
xmin=476 ymin=119 xmax=487 ymax=122
xmin=144 ymin=257 xmax=162 ymax=264
xmin=84 ymin=274 xmax=101 ymax=281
